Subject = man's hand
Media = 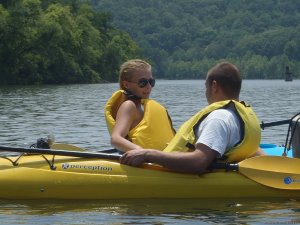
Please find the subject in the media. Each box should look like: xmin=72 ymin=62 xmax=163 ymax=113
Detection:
xmin=119 ymin=149 xmax=149 ymax=167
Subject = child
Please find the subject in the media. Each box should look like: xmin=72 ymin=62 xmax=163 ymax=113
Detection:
xmin=105 ymin=59 xmax=175 ymax=152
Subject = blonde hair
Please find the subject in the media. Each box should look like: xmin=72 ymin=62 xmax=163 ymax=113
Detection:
xmin=119 ymin=59 xmax=151 ymax=89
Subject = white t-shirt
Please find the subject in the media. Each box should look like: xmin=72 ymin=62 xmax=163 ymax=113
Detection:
xmin=195 ymin=108 xmax=241 ymax=158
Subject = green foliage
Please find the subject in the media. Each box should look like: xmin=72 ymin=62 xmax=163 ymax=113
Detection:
xmin=0 ymin=0 xmax=139 ymax=84
xmin=92 ymin=0 xmax=300 ymax=79
xmin=2 ymin=0 xmax=300 ymax=84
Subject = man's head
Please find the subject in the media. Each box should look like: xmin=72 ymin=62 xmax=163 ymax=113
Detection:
xmin=205 ymin=62 xmax=242 ymax=104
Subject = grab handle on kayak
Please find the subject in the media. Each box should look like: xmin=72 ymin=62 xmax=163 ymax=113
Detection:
xmin=208 ymin=162 xmax=239 ymax=171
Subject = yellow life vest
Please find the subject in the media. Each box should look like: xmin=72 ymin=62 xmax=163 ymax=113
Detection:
xmin=105 ymin=90 xmax=175 ymax=150
xmin=163 ymin=100 xmax=261 ymax=162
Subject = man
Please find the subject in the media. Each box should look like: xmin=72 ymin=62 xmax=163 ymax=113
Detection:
xmin=120 ymin=62 xmax=263 ymax=174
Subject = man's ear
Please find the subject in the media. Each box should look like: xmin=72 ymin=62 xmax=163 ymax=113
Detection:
xmin=211 ymin=80 xmax=218 ymax=92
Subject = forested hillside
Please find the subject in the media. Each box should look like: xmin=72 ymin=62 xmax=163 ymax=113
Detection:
xmin=1 ymin=0 xmax=299 ymax=84
xmin=0 ymin=0 xmax=140 ymax=84
xmin=93 ymin=0 xmax=300 ymax=79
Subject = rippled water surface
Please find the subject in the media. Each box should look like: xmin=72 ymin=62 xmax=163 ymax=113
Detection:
xmin=1 ymin=199 xmax=300 ymax=225
xmin=0 ymin=80 xmax=300 ymax=224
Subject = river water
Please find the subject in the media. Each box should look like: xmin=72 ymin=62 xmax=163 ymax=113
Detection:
xmin=0 ymin=80 xmax=300 ymax=224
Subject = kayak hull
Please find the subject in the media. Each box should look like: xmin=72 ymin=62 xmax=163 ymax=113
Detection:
xmin=0 ymin=154 xmax=299 ymax=200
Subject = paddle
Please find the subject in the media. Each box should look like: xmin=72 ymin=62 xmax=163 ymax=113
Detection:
xmin=210 ymin=155 xmax=300 ymax=190
xmin=51 ymin=143 xmax=86 ymax=151
xmin=31 ymin=136 xmax=88 ymax=152
xmin=260 ymin=119 xmax=290 ymax=130
xmin=0 ymin=146 xmax=121 ymax=160
xmin=31 ymin=134 xmax=116 ymax=153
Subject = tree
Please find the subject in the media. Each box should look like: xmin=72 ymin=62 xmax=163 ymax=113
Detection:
xmin=0 ymin=0 xmax=140 ymax=84
xmin=284 ymin=40 xmax=300 ymax=61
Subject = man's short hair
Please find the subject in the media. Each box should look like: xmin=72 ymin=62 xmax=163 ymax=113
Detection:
xmin=207 ymin=62 xmax=242 ymax=98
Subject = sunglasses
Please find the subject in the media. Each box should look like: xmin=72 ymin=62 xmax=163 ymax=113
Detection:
xmin=131 ymin=78 xmax=156 ymax=88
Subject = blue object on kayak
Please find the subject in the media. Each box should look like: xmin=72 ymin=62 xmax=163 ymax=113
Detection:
xmin=260 ymin=143 xmax=293 ymax=157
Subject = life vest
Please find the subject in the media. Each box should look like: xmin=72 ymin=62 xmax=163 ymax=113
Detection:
xmin=105 ymin=90 xmax=175 ymax=150
xmin=163 ymin=100 xmax=261 ymax=162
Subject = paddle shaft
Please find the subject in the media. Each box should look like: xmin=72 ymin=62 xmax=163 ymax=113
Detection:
xmin=0 ymin=146 xmax=121 ymax=160
xmin=260 ymin=119 xmax=290 ymax=129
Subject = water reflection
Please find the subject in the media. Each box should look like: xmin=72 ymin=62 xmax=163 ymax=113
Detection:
xmin=0 ymin=198 xmax=300 ymax=224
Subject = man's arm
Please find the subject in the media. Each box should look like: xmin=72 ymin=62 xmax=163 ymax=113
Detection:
xmin=119 ymin=143 xmax=218 ymax=174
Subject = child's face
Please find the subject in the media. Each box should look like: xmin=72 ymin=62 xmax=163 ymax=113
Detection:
xmin=124 ymin=68 xmax=154 ymax=99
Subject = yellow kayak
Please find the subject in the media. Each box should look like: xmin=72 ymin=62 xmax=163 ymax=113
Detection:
xmin=0 ymin=148 xmax=300 ymax=200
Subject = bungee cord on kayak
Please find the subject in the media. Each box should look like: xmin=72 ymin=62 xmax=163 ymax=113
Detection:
xmin=283 ymin=113 xmax=300 ymax=157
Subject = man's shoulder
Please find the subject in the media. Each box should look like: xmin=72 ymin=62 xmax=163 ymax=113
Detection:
xmin=208 ymin=108 xmax=234 ymax=118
